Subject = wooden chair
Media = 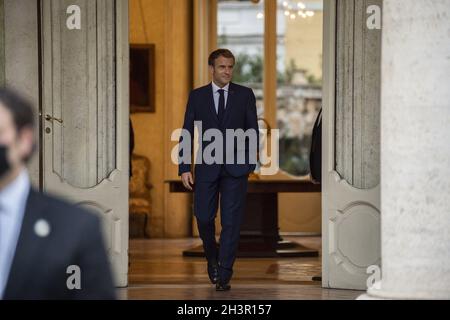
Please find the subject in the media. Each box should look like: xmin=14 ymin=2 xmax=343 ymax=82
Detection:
xmin=129 ymin=154 xmax=152 ymax=238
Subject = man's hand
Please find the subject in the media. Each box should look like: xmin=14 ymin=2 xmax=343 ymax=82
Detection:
xmin=181 ymin=172 xmax=194 ymax=191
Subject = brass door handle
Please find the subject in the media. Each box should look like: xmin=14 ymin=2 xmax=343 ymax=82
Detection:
xmin=45 ymin=114 xmax=63 ymax=124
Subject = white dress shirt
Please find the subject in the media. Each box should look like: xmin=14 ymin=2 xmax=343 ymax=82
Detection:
xmin=211 ymin=81 xmax=230 ymax=114
xmin=0 ymin=169 xmax=30 ymax=299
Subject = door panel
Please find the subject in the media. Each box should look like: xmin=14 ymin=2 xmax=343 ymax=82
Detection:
xmin=322 ymin=0 xmax=381 ymax=290
xmin=45 ymin=0 xmax=116 ymax=189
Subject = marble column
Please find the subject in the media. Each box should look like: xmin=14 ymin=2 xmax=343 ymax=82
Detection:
xmin=361 ymin=0 xmax=450 ymax=299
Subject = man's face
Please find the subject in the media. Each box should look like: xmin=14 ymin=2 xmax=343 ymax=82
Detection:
xmin=210 ymin=56 xmax=234 ymax=87
xmin=0 ymin=103 xmax=34 ymax=176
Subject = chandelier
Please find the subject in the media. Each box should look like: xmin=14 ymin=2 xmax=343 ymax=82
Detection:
xmin=255 ymin=1 xmax=315 ymax=20
xmin=281 ymin=1 xmax=315 ymax=19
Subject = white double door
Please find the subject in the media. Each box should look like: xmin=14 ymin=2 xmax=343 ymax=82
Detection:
xmin=40 ymin=0 xmax=130 ymax=287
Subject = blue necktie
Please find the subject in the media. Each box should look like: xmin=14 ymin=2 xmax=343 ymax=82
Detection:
xmin=218 ymin=89 xmax=225 ymax=124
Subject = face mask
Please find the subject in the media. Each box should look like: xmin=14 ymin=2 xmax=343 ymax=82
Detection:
xmin=0 ymin=144 xmax=11 ymax=178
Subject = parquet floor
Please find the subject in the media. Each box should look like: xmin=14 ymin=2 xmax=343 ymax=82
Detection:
xmin=117 ymin=237 xmax=363 ymax=300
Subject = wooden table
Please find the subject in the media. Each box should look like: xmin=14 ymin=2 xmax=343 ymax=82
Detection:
xmin=166 ymin=178 xmax=321 ymax=258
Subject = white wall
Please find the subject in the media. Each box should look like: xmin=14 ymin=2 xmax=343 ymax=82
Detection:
xmin=4 ymin=0 xmax=40 ymax=188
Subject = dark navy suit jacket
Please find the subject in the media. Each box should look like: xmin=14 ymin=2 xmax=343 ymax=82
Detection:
xmin=178 ymin=82 xmax=259 ymax=182
xmin=4 ymin=190 xmax=116 ymax=300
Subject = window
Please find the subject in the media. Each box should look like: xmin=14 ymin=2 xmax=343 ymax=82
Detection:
xmin=217 ymin=0 xmax=265 ymax=119
xmin=216 ymin=0 xmax=323 ymax=177
xmin=276 ymin=0 xmax=323 ymax=176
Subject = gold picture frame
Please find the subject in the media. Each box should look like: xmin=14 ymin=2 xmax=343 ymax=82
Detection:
xmin=130 ymin=44 xmax=155 ymax=113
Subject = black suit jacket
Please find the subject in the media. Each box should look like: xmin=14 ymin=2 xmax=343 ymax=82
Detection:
xmin=3 ymin=189 xmax=116 ymax=300
xmin=309 ymin=107 xmax=322 ymax=184
xmin=178 ymin=82 xmax=259 ymax=181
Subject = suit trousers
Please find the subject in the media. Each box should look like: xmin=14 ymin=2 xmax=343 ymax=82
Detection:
xmin=194 ymin=166 xmax=248 ymax=283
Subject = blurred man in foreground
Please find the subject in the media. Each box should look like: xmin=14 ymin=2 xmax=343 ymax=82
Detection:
xmin=0 ymin=87 xmax=116 ymax=300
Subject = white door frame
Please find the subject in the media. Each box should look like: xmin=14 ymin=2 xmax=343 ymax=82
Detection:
xmin=321 ymin=0 xmax=337 ymax=289
xmin=115 ymin=0 xmax=129 ymax=287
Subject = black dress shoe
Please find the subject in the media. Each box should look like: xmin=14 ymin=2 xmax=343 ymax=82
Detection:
xmin=207 ymin=264 xmax=219 ymax=284
xmin=215 ymin=282 xmax=231 ymax=291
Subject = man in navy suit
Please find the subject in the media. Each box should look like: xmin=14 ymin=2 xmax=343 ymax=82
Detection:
xmin=179 ymin=49 xmax=259 ymax=291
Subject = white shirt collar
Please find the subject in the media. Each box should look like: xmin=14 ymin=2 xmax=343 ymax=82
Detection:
xmin=0 ymin=169 xmax=30 ymax=216
xmin=0 ymin=168 xmax=30 ymax=299
xmin=212 ymin=81 xmax=230 ymax=93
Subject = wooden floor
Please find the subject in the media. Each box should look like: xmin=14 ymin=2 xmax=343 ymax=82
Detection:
xmin=117 ymin=237 xmax=363 ymax=300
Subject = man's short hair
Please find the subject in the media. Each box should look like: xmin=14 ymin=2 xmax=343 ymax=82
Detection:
xmin=208 ymin=49 xmax=235 ymax=67
xmin=0 ymin=87 xmax=35 ymax=132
